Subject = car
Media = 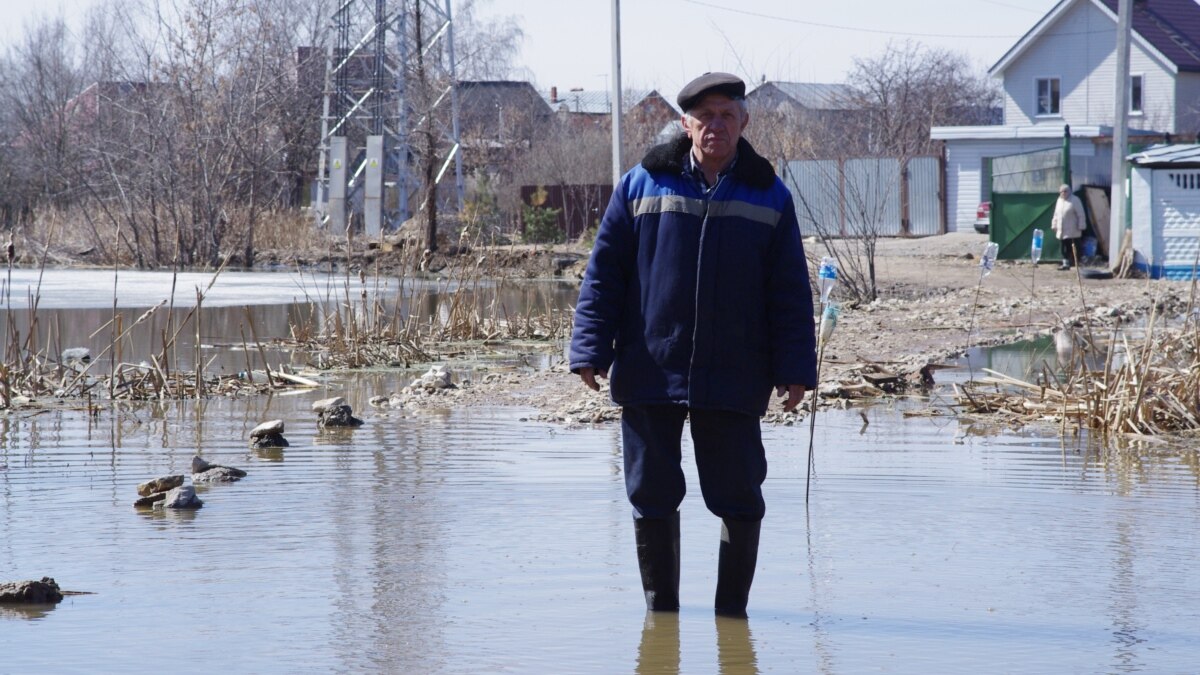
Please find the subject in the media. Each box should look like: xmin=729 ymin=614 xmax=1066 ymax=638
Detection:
xmin=973 ymin=201 xmax=991 ymax=234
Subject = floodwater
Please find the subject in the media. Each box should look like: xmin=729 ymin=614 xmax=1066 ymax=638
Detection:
xmin=2 ymin=271 xmax=1200 ymax=673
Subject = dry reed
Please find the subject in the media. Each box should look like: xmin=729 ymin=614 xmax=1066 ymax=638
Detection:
xmin=282 ymin=231 xmax=574 ymax=371
xmin=955 ymin=309 xmax=1200 ymax=437
xmin=0 ymin=239 xmax=319 ymax=406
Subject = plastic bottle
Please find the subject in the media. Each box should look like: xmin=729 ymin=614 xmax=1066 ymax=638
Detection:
xmin=1031 ymin=229 xmax=1044 ymax=264
xmin=819 ymin=302 xmax=840 ymax=345
xmin=817 ymin=257 xmax=837 ymax=304
xmin=980 ymin=242 xmax=998 ymax=277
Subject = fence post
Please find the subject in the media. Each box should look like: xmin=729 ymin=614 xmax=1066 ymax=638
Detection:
xmin=938 ymin=144 xmax=948 ymax=234
xmin=838 ymin=158 xmax=846 ymax=237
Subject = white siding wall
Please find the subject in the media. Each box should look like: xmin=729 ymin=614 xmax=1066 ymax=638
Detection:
xmin=1175 ymin=73 xmax=1200 ymax=134
xmin=944 ymin=138 xmax=1111 ymax=232
xmin=1002 ymin=0 xmax=1178 ymax=132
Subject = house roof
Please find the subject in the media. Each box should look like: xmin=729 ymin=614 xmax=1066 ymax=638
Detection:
xmin=457 ymin=81 xmax=553 ymax=113
xmin=1128 ymin=142 xmax=1200 ymax=165
xmin=1099 ymin=0 xmax=1200 ymax=71
xmin=747 ymin=81 xmax=852 ymax=110
xmin=455 ymin=81 xmax=553 ymax=136
xmin=542 ymin=88 xmax=678 ymax=115
xmin=991 ymin=0 xmax=1200 ymax=75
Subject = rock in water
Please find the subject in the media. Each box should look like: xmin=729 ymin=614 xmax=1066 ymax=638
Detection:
xmin=249 ymin=419 xmax=289 ymax=449
xmin=133 ymin=493 xmax=167 ymax=508
xmin=318 ymin=404 xmax=364 ymax=429
xmin=250 ymin=419 xmax=285 ymax=436
xmin=313 ymin=396 xmax=363 ymax=428
xmin=156 ymin=485 xmax=203 ymax=509
xmin=137 ymin=475 xmax=185 ymax=497
xmin=191 ymin=455 xmax=247 ymax=483
xmin=0 ymin=577 xmax=63 ymax=604
xmin=410 ymin=365 xmax=455 ymax=390
xmin=311 ymin=397 xmax=346 ymax=414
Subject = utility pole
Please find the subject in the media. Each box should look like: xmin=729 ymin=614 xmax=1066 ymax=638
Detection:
xmin=611 ymin=0 xmax=623 ymax=187
xmin=1109 ymin=0 xmax=1132 ymax=271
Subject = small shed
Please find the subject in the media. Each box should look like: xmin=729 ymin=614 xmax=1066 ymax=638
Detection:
xmin=1129 ymin=144 xmax=1200 ymax=279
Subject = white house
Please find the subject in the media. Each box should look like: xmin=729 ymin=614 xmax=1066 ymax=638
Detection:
xmin=932 ymin=0 xmax=1200 ymax=232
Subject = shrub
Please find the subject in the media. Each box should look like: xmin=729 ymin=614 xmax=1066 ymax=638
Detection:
xmin=521 ymin=205 xmax=564 ymax=244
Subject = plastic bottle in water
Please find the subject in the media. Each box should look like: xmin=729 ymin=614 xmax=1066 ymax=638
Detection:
xmin=1031 ymin=229 xmax=1044 ymax=264
xmin=819 ymin=302 xmax=840 ymax=345
xmin=980 ymin=242 xmax=998 ymax=277
xmin=818 ymin=257 xmax=837 ymax=304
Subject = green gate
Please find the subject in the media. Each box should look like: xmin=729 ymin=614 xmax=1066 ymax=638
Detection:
xmin=989 ymin=146 xmax=1065 ymax=261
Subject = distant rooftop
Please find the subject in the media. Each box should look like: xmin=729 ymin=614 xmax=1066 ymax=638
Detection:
xmin=542 ymin=88 xmax=678 ymax=115
xmin=748 ymin=81 xmax=853 ymax=110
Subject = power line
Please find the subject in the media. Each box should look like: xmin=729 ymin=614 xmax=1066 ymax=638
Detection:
xmin=678 ymin=0 xmax=1023 ymax=39
xmin=977 ymin=0 xmax=1044 ymax=12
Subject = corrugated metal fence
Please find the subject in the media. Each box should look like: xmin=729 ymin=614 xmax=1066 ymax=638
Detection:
xmin=783 ymin=155 xmax=943 ymax=237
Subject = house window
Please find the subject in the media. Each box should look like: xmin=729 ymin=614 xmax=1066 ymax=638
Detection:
xmin=1036 ymin=78 xmax=1060 ymax=116
xmin=1131 ymin=74 xmax=1144 ymax=114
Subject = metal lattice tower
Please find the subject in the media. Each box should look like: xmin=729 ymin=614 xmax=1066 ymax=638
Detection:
xmin=313 ymin=0 xmax=464 ymax=235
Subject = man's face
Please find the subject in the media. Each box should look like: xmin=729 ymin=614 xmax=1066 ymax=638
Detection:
xmin=681 ymin=93 xmax=749 ymax=165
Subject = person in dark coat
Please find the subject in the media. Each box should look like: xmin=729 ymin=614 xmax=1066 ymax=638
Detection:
xmin=569 ymin=72 xmax=818 ymax=618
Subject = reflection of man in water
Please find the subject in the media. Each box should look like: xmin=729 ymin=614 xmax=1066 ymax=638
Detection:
xmin=636 ymin=612 xmax=758 ymax=674
xmin=570 ymin=72 xmax=817 ymax=617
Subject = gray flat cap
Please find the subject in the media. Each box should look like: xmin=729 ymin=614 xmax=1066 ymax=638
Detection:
xmin=677 ymin=72 xmax=745 ymax=112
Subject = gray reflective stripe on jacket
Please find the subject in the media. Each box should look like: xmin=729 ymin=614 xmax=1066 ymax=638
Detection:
xmin=630 ymin=196 xmax=783 ymax=228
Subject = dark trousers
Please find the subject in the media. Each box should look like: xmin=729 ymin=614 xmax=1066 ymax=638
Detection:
xmin=621 ymin=404 xmax=767 ymax=521
xmin=1061 ymin=237 xmax=1079 ymax=267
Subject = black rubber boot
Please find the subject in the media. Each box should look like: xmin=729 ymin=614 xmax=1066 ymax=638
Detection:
xmin=633 ymin=512 xmax=680 ymax=611
xmin=714 ymin=518 xmax=761 ymax=618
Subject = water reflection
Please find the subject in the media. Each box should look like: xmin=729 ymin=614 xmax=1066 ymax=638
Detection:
xmin=1108 ymin=518 xmax=1145 ymax=673
xmin=715 ymin=616 xmax=759 ymax=674
xmin=0 ymin=603 xmax=58 ymax=620
xmin=636 ymin=612 xmax=680 ymax=673
xmin=806 ymin=510 xmax=836 ymax=675
xmin=959 ymin=333 xmax=1121 ymax=386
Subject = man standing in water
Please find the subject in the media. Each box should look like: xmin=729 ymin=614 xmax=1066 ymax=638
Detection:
xmin=569 ymin=72 xmax=817 ymax=617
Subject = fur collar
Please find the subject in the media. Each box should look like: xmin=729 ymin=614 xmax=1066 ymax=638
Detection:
xmin=641 ymin=135 xmax=777 ymax=190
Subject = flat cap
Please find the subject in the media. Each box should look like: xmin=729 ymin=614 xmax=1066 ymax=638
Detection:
xmin=677 ymin=72 xmax=745 ymax=112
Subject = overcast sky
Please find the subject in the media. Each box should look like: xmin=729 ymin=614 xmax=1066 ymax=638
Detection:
xmin=478 ymin=0 xmax=1058 ymax=96
xmin=0 ymin=0 xmax=1064 ymax=97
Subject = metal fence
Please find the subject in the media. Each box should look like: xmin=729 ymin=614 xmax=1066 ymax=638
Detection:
xmin=991 ymin=147 xmax=1062 ymax=194
xmin=783 ymin=155 xmax=942 ymax=237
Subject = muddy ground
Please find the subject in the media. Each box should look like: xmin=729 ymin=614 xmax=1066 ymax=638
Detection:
xmin=388 ymin=231 xmax=1186 ymax=426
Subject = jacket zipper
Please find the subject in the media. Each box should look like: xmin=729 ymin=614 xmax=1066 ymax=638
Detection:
xmin=688 ymin=173 xmax=726 ymax=404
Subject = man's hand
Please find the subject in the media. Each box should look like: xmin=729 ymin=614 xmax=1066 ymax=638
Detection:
xmin=775 ymin=384 xmax=807 ymax=412
xmin=579 ymin=367 xmax=609 ymax=391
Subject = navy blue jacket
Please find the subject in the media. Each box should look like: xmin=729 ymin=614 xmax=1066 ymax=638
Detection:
xmin=569 ymin=135 xmax=817 ymax=416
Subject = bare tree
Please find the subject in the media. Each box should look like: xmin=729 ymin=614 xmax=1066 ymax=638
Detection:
xmin=775 ymin=42 xmax=1000 ymax=302
xmin=0 ymin=16 xmax=86 ymax=211
xmin=843 ymin=40 xmax=999 ymax=158
xmin=0 ymin=0 xmax=523 ymax=266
